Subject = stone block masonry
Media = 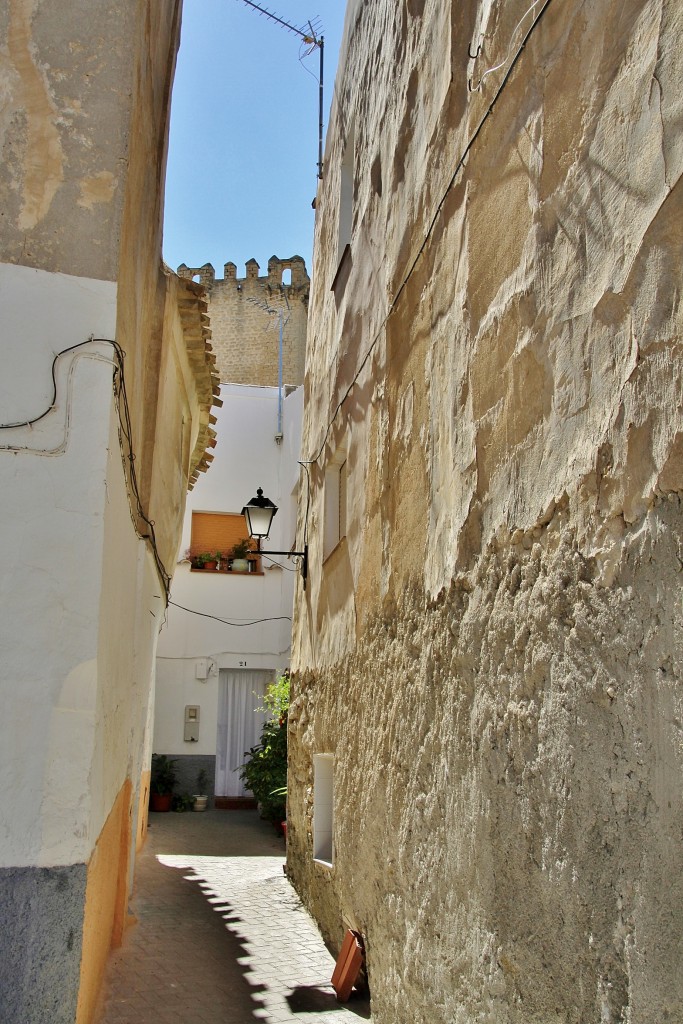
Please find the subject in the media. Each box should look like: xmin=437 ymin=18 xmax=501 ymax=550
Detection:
xmin=178 ymin=256 xmax=309 ymax=387
xmin=287 ymin=1 xmax=683 ymax=1021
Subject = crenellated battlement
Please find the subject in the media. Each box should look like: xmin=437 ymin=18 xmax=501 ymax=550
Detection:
xmin=177 ymin=255 xmax=309 ymax=294
xmin=176 ymin=256 xmax=309 ymax=387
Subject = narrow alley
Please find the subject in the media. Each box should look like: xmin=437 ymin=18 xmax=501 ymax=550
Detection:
xmin=96 ymin=811 xmax=371 ymax=1024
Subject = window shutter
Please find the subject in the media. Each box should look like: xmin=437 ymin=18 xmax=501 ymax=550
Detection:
xmin=190 ymin=512 xmax=260 ymax=571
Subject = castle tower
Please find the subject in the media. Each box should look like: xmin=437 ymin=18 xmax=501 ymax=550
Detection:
xmin=177 ymin=256 xmax=309 ymax=386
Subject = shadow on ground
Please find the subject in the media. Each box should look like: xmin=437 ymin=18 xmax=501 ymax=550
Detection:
xmin=98 ymin=810 xmax=371 ymax=1024
xmin=287 ymin=985 xmax=371 ymax=1018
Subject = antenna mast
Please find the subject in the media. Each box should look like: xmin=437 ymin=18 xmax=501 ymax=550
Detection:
xmin=237 ymin=0 xmax=325 ymax=179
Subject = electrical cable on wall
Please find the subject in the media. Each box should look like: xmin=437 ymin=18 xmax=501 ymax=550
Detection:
xmin=301 ymin=0 xmax=556 ymax=470
xmin=168 ymin=600 xmax=292 ymax=626
xmin=0 ymin=349 xmax=116 ymax=456
xmin=260 ymin=552 xmax=298 ymax=572
xmin=0 ymin=336 xmax=173 ymax=603
xmin=469 ymin=0 xmax=544 ymax=91
xmin=110 ymin=339 xmax=173 ymax=603
xmin=0 ymin=338 xmax=100 ymax=430
xmin=158 ymin=647 xmax=292 ymax=659
xmin=297 ymin=459 xmax=312 ymax=547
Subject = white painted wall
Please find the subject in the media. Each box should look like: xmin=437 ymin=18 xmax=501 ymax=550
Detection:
xmin=0 ymin=261 xmax=174 ymax=871
xmin=95 ymin=411 xmax=166 ymax=854
xmin=0 ymin=262 xmax=131 ymax=867
xmin=154 ymin=383 xmax=303 ymax=754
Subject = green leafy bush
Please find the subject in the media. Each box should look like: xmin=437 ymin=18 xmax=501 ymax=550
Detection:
xmin=239 ymin=672 xmax=289 ymax=822
xmin=172 ymin=792 xmax=195 ymax=812
xmin=151 ymin=753 xmax=178 ymax=795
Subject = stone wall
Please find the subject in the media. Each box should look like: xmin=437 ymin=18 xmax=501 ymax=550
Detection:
xmin=288 ymin=1 xmax=683 ymax=1022
xmin=178 ymin=256 xmax=309 ymax=387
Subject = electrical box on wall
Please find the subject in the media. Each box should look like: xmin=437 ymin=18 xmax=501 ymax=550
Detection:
xmin=195 ymin=659 xmax=209 ymax=680
xmin=184 ymin=705 xmax=200 ymax=743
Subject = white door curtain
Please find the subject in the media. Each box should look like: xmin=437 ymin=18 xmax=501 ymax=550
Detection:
xmin=215 ymin=668 xmax=272 ymax=797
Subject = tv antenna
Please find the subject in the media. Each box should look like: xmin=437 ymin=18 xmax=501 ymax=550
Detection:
xmin=237 ymin=1 xmax=325 ymax=179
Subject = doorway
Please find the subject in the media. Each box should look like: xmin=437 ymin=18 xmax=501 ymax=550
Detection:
xmin=215 ymin=669 xmax=273 ymax=798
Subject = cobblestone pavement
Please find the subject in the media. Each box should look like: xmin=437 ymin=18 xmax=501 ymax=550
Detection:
xmin=96 ymin=810 xmax=371 ymax=1024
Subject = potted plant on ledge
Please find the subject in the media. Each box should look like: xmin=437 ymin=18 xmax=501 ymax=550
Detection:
xmin=229 ymin=538 xmax=252 ymax=573
xmin=150 ymin=753 xmax=177 ymax=812
xmin=190 ymin=551 xmax=219 ymax=570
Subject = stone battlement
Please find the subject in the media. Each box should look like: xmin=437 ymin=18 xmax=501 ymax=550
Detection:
xmin=176 ymin=256 xmax=309 ymax=387
xmin=177 ymin=255 xmax=309 ymax=293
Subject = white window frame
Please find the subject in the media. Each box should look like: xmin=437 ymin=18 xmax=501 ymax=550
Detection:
xmin=313 ymin=753 xmax=334 ymax=867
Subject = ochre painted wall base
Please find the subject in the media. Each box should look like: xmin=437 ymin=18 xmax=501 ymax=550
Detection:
xmin=76 ymin=779 xmax=132 ymax=1024
xmin=136 ymin=769 xmax=151 ymax=853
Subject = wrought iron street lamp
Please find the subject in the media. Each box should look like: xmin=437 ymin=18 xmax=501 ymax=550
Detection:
xmin=242 ymin=487 xmax=308 ymax=587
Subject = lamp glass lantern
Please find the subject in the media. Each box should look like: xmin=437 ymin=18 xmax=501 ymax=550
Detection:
xmin=242 ymin=487 xmax=278 ymax=540
xmin=241 ymin=486 xmax=308 ymax=587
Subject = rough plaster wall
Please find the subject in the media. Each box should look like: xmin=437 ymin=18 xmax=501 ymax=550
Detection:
xmin=0 ymin=864 xmax=86 ymax=1024
xmin=289 ymin=0 xmax=683 ymax=1021
xmin=114 ymin=0 xmax=185 ymax=516
xmin=0 ymin=0 xmax=191 ymax=542
xmin=0 ymin=0 xmax=138 ymax=278
xmin=0 ymin=6 xmax=203 ymax=1019
xmin=291 ymin=501 xmax=683 ymax=1023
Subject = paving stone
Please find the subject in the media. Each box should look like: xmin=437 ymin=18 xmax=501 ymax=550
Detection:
xmin=96 ymin=810 xmax=371 ymax=1024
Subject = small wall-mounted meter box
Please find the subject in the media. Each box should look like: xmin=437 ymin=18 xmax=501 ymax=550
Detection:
xmin=184 ymin=705 xmax=200 ymax=743
xmin=195 ymin=659 xmax=209 ymax=680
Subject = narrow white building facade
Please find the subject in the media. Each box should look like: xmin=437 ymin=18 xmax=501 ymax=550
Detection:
xmin=155 ymin=384 xmax=303 ymax=802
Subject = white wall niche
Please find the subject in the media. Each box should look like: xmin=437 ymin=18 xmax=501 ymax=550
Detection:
xmin=313 ymin=753 xmax=334 ymax=867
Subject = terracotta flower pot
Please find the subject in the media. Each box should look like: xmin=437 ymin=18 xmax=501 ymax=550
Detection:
xmin=150 ymin=792 xmax=172 ymax=812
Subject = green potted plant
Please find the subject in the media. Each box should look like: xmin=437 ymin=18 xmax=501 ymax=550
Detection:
xmin=238 ymin=673 xmax=289 ymax=825
xmin=150 ymin=753 xmax=178 ymax=812
xmin=193 ymin=767 xmax=210 ymax=811
xmin=190 ymin=551 xmax=219 ymax=570
xmin=230 ymin=538 xmax=252 ymax=573
xmin=172 ymin=792 xmax=194 ymax=812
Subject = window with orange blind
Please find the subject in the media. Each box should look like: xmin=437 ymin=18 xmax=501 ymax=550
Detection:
xmin=189 ymin=511 xmax=262 ymax=574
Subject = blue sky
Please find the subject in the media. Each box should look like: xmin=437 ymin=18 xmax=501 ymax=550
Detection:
xmin=163 ymin=0 xmax=346 ymax=281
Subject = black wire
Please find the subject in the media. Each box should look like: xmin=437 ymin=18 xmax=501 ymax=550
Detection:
xmin=0 ymin=335 xmax=173 ymax=604
xmin=169 ymin=600 xmax=292 ymax=626
xmin=299 ymin=40 xmax=320 ymax=84
xmin=260 ymin=552 xmax=298 ymax=572
xmin=303 ymin=0 xmax=556 ymax=467
xmin=297 ymin=459 xmax=311 ymax=546
xmin=109 ymin=341 xmax=172 ymax=603
xmin=0 ymin=338 xmax=99 ymax=429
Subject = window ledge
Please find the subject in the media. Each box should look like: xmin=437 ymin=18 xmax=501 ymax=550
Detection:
xmin=313 ymin=858 xmax=334 ymax=870
xmin=331 ymin=243 xmax=351 ymax=293
xmin=322 ymin=536 xmax=347 ymax=567
xmin=190 ymin=567 xmax=264 ymax=576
